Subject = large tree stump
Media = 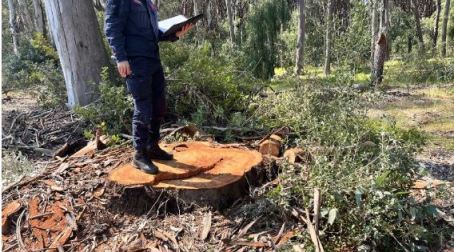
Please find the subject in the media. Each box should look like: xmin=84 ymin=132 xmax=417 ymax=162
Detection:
xmin=108 ymin=142 xmax=263 ymax=208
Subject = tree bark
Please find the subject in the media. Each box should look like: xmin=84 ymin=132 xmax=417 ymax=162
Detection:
xmin=7 ymin=0 xmax=19 ymax=56
xmin=226 ymin=0 xmax=235 ymax=45
xmin=43 ymin=0 xmax=109 ymax=108
xmin=412 ymin=0 xmax=425 ymax=52
xmin=323 ymin=0 xmax=333 ymax=76
xmin=441 ymin=0 xmax=451 ymax=57
xmin=295 ymin=0 xmax=305 ymax=75
xmin=18 ymin=0 xmax=34 ymax=35
xmin=379 ymin=0 xmax=391 ymax=60
xmin=371 ymin=0 xmax=378 ymax=72
xmin=372 ymin=33 xmax=387 ymax=87
xmin=432 ymin=0 xmax=442 ymax=53
xmin=32 ymin=0 xmax=46 ymax=35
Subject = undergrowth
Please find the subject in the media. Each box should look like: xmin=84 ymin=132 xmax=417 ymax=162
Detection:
xmin=249 ymin=81 xmax=451 ymax=250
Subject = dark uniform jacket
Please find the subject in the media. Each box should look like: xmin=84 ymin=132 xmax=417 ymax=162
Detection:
xmin=105 ymin=0 xmax=177 ymax=62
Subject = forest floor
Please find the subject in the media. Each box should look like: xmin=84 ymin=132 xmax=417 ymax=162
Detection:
xmin=1 ymin=84 xmax=453 ymax=250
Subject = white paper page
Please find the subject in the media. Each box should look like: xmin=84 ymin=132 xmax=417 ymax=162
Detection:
xmin=158 ymin=15 xmax=188 ymax=32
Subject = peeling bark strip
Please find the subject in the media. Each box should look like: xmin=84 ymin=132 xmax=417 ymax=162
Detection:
xmin=43 ymin=0 xmax=109 ymax=107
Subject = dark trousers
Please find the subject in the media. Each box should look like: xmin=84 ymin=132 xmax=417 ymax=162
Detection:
xmin=126 ymin=57 xmax=166 ymax=151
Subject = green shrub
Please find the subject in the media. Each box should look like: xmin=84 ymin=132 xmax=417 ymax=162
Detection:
xmin=161 ymin=42 xmax=264 ymax=126
xmin=74 ymin=67 xmax=133 ymax=135
xmin=252 ymin=81 xmax=447 ymax=250
xmin=2 ymin=33 xmax=66 ymax=107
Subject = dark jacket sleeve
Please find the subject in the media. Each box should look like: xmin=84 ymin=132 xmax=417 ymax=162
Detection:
xmin=105 ymin=0 xmax=129 ymax=62
xmin=158 ymin=30 xmax=179 ymax=42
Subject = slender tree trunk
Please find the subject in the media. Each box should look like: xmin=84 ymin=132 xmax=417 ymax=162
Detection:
xmin=7 ymin=0 xmax=19 ymax=56
xmin=324 ymin=0 xmax=333 ymax=76
xmin=226 ymin=0 xmax=235 ymax=45
xmin=433 ymin=0 xmax=442 ymax=54
xmin=412 ymin=0 xmax=425 ymax=52
xmin=371 ymin=0 xmax=378 ymax=72
xmin=408 ymin=34 xmax=413 ymax=53
xmin=43 ymin=0 xmax=109 ymax=107
xmin=295 ymin=0 xmax=305 ymax=75
xmin=380 ymin=0 xmax=391 ymax=60
xmin=18 ymin=0 xmax=34 ymax=35
xmin=441 ymin=0 xmax=451 ymax=57
xmin=372 ymin=33 xmax=387 ymax=87
xmin=32 ymin=0 xmax=46 ymax=35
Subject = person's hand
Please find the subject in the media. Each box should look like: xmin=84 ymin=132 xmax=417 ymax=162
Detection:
xmin=176 ymin=23 xmax=194 ymax=38
xmin=117 ymin=60 xmax=131 ymax=78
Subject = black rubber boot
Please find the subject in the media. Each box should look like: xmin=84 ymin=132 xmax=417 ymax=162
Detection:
xmin=146 ymin=141 xmax=173 ymax=161
xmin=132 ymin=150 xmax=159 ymax=174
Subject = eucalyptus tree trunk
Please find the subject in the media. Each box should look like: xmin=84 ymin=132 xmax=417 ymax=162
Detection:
xmin=226 ymin=0 xmax=235 ymax=45
xmin=433 ymin=0 xmax=442 ymax=53
xmin=441 ymin=0 xmax=451 ymax=57
xmin=323 ymin=0 xmax=333 ymax=76
xmin=18 ymin=0 xmax=34 ymax=35
xmin=7 ymin=0 xmax=19 ymax=56
xmin=370 ymin=0 xmax=378 ymax=71
xmin=379 ymin=0 xmax=391 ymax=60
xmin=372 ymin=33 xmax=387 ymax=87
xmin=295 ymin=0 xmax=305 ymax=75
xmin=32 ymin=0 xmax=46 ymax=35
xmin=412 ymin=0 xmax=425 ymax=52
xmin=44 ymin=0 xmax=109 ymax=108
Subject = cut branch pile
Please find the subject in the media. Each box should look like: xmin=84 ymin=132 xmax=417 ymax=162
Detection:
xmin=2 ymin=108 xmax=85 ymax=160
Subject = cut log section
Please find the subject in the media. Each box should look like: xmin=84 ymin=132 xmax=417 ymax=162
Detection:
xmin=259 ymin=134 xmax=283 ymax=157
xmin=108 ymin=142 xmax=263 ymax=208
xmin=71 ymin=135 xmax=108 ymax=158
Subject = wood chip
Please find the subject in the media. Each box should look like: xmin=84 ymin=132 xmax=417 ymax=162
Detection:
xmin=2 ymin=200 xmax=22 ymax=234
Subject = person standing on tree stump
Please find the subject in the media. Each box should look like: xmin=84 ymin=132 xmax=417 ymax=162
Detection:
xmin=105 ymin=0 xmax=193 ymax=174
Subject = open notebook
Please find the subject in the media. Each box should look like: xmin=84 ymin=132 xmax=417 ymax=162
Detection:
xmin=158 ymin=14 xmax=203 ymax=36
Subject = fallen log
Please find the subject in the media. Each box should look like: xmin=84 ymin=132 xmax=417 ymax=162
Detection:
xmin=109 ymin=142 xmax=263 ymax=208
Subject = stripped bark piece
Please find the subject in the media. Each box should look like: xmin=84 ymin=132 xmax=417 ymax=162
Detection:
xmin=42 ymin=179 xmax=64 ymax=192
xmin=412 ymin=179 xmax=445 ymax=189
xmin=2 ymin=200 xmax=22 ymax=234
xmin=27 ymin=197 xmax=72 ymax=250
xmin=49 ymin=227 xmax=73 ymax=249
xmin=200 ymin=211 xmax=212 ymax=240
xmin=276 ymin=231 xmax=295 ymax=246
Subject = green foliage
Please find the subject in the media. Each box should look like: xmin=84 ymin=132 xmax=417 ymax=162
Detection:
xmin=385 ymin=58 xmax=454 ymax=85
xmin=253 ymin=81 xmax=447 ymax=250
xmin=244 ymin=0 xmax=290 ymax=79
xmin=160 ymin=42 xmax=263 ymax=126
xmin=74 ymin=67 xmax=133 ymax=135
xmin=2 ymin=33 xmax=66 ymax=107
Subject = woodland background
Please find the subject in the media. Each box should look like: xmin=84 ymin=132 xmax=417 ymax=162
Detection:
xmin=2 ymin=0 xmax=454 ymax=250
